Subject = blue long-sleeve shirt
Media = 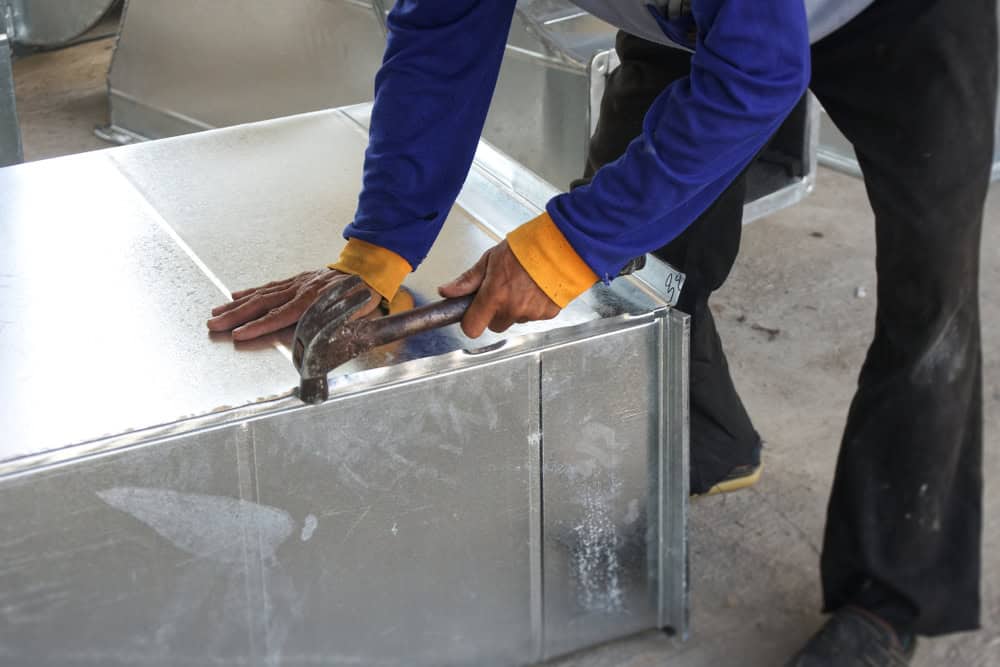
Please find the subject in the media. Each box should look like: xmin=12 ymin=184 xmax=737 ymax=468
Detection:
xmin=344 ymin=0 xmax=811 ymax=282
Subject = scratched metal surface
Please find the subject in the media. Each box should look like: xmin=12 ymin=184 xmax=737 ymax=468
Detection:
xmin=0 ymin=106 xmax=688 ymax=665
xmin=0 ymin=106 xmax=620 ymax=465
xmin=540 ymin=324 xmax=661 ymax=659
xmin=0 ymin=155 xmax=298 ymax=462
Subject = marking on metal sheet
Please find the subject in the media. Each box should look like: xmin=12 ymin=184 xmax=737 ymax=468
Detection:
xmin=663 ymin=267 xmax=686 ymax=307
xmin=96 ymin=487 xmax=309 ymax=662
xmin=97 ymin=487 xmax=295 ymax=563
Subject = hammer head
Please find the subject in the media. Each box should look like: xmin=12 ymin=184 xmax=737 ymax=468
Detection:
xmin=292 ymin=275 xmax=376 ymax=404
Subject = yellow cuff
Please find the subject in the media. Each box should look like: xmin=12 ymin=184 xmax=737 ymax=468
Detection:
xmin=329 ymin=238 xmax=412 ymax=300
xmin=507 ymin=213 xmax=599 ymax=308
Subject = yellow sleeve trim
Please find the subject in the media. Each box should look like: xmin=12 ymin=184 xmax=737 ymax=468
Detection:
xmin=329 ymin=238 xmax=412 ymax=300
xmin=507 ymin=212 xmax=598 ymax=309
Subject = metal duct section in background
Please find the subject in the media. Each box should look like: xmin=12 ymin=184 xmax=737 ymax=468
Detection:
xmin=2 ymin=0 xmax=117 ymax=46
xmin=102 ymin=0 xmax=389 ymax=141
xmin=0 ymin=0 xmax=119 ymax=165
xmin=102 ymin=0 xmax=612 ymax=191
xmin=103 ymin=0 xmax=817 ymax=215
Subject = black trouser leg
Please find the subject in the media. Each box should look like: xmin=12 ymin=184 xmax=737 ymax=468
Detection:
xmin=577 ymin=32 xmax=760 ymax=494
xmin=810 ymin=0 xmax=996 ymax=635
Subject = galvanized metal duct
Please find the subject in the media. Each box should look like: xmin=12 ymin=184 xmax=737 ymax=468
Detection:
xmin=2 ymin=0 xmax=117 ymax=46
xmin=0 ymin=103 xmax=690 ymax=665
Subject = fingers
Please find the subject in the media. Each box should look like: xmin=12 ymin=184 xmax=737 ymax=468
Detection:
xmin=211 ymin=282 xmax=294 ymax=316
xmin=226 ymin=279 xmax=380 ymax=342
xmin=211 ymin=292 xmax=255 ymax=317
xmin=457 ymin=241 xmax=563 ymax=338
xmin=208 ymin=269 xmax=353 ymax=341
xmin=488 ymin=313 xmax=516 ymax=334
xmin=438 ymin=252 xmax=488 ymax=298
xmin=230 ymin=275 xmax=298 ymax=300
xmin=230 ymin=296 xmax=311 ymax=341
xmin=207 ymin=287 xmax=296 ymax=332
xmin=461 ymin=290 xmax=499 ymax=338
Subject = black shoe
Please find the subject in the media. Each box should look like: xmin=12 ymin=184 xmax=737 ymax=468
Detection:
xmin=786 ymin=606 xmax=916 ymax=666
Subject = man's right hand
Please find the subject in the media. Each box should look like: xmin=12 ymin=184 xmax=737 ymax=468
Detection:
xmin=207 ymin=268 xmax=380 ymax=342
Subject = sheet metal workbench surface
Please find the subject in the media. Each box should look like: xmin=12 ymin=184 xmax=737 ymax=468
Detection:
xmin=0 ymin=105 xmax=689 ymax=666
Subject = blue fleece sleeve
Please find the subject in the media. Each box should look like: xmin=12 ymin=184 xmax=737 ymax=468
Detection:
xmin=344 ymin=0 xmax=517 ymax=269
xmin=547 ymin=0 xmax=810 ymax=281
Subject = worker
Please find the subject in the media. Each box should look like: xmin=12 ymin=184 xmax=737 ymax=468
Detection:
xmin=208 ymin=0 xmax=995 ymax=663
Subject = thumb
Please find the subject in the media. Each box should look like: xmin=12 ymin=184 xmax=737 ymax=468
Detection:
xmin=439 ymin=251 xmax=489 ymax=298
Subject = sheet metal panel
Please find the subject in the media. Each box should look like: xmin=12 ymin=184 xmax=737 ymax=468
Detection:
xmin=107 ymin=111 xmax=499 ymax=305
xmin=0 ymin=425 xmax=250 ymax=664
xmin=540 ymin=323 xmax=661 ymax=658
xmin=250 ymin=360 xmax=539 ymax=665
xmin=0 ymin=106 xmax=688 ymax=664
xmin=105 ymin=0 xmax=387 ymax=140
xmin=0 ymin=155 xmax=294 ymax=461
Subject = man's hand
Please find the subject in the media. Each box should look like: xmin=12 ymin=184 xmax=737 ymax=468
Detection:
xmin=438 ymin=240 xmax=560 ymax=338
xmin=208 ymin=268 xmax=380 ymax=341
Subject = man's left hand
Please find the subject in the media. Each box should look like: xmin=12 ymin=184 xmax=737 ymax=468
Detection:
xmin=438 ymin=241 xmax=560 ymax=338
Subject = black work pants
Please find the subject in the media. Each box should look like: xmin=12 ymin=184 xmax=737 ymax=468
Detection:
xmin=580 ymin=0 xmax=996 ymax=636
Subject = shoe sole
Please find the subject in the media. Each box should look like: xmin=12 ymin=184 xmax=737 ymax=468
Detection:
xmin=696 ymin=463 xmax=763 ymax=498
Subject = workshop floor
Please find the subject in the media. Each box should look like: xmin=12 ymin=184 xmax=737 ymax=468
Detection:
xmin=11 ymin=35 xmax=1000 ymax=667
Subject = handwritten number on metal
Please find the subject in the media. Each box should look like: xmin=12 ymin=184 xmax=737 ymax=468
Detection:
xmin=663 ymin=270 xmax=685 ymax=307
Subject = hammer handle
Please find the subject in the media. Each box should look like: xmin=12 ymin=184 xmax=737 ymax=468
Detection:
xmin=363 ymin=294 xmax=474 ymax=348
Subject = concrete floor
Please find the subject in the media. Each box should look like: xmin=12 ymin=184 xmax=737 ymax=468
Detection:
xmin=9 ymin=34 xmax=1000 ymax=667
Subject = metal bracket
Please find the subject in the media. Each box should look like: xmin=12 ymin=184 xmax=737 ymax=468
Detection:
xmin=2 ymin=3 xmax=14 ymax=41
xmin=588 ymin=49 xmax=618 ymax=139
xmin=0 ymin=28 xmax=23 ymax=167
xmin=93 ymin=123 xmax=143 ymax=145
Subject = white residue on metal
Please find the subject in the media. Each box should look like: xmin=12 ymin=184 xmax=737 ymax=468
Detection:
xmin=300 ymin=514 xmax=318 ymax=541
xmin=624 ymin=498 xmax=641 ymax=525
xmin=527 ymin=430 xmax=541 ymax=449
xmin=572 ymin=477 xmax=624 ymax=614
xmin=95 ymin=487 xmax=304 ymax=663
xmin=96 ymin=487 xmax=294 ymax=563
xmin=566 ymin=422 xmax=628 ymax=614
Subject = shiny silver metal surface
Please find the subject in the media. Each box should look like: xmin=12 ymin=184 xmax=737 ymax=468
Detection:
xmin=0 ymin=105 xmax=689 ymax=664
xmin=2 ymin=0 xmax=116 ymax=46
xmin=482 ymin=2 xmax=619 ymax=189
xmin=817 ymin=106 xmax=863 ymax=179
xmin=105 ymin=0 xmax=388 ymax=141
xmin=743 ymin=94 xmax=820 ymax=224
xmin=0 ymin=30 xmax=20 ymax=166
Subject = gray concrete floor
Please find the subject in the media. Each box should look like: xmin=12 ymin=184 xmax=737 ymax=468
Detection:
xmin=10 ymin=35 xmax=1000 ymax=667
